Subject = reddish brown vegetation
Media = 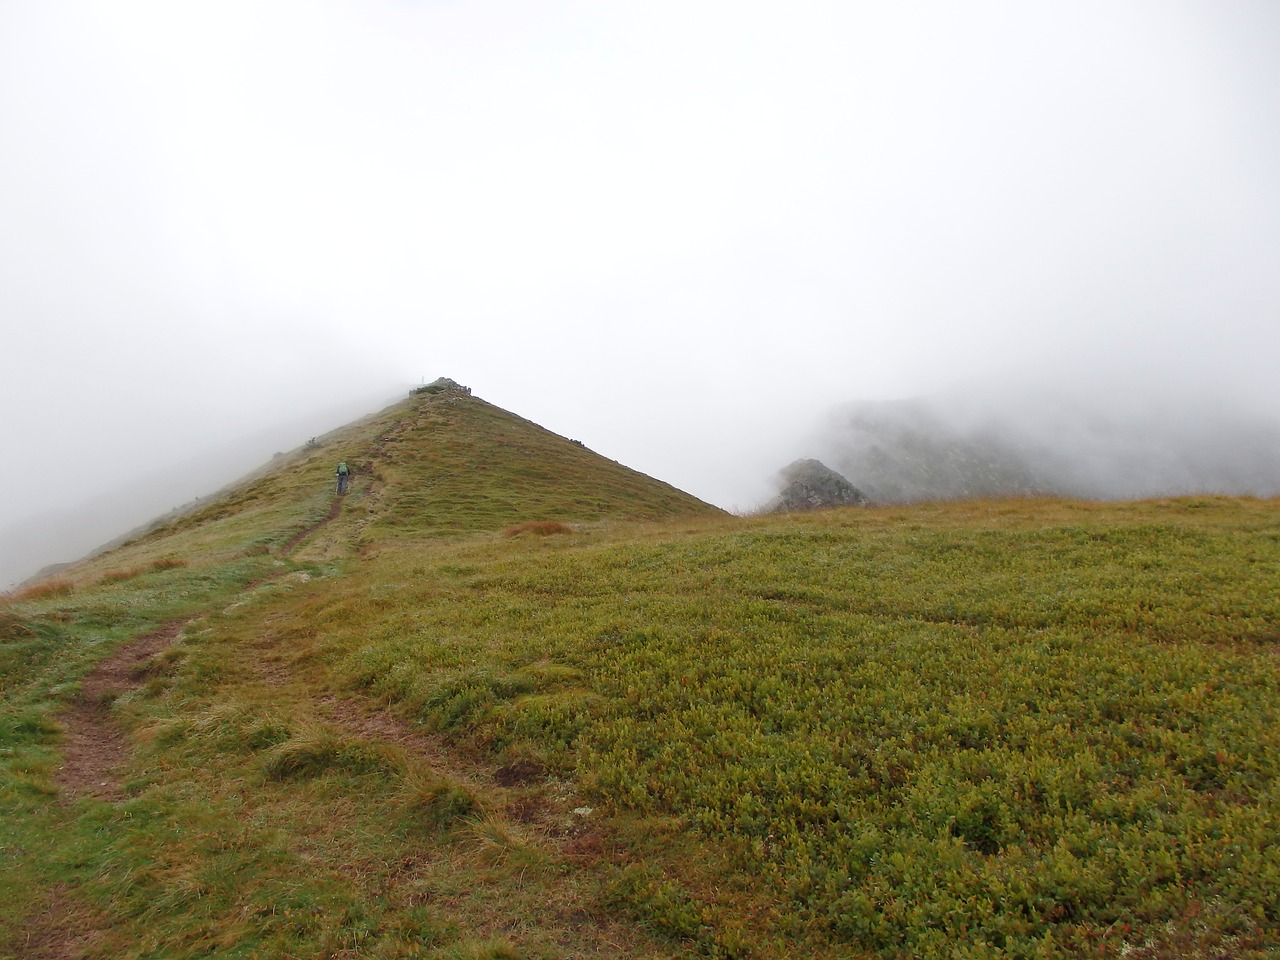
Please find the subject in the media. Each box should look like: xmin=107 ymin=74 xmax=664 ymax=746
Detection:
xmin=9 ymin=578 xmax=74 ymax=602
xmin=101 ymin=567 xmax=143 ymax=583
xmin=101 ymin=556 xmax=187 ymax=584
xmin=502 ymin=520 xmax=574 ymax=538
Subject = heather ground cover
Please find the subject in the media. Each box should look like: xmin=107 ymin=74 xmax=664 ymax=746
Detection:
xmin=3 ymin=389 xmax=1277 ymax=958
xmin=305 ymin=497 xmax=1280 ymax=957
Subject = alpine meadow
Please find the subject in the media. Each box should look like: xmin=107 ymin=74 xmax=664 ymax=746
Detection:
xmin=3 ymin=385 xmax=1278 ymax=960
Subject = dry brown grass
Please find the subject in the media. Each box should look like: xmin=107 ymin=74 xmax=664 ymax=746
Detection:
xmin=502 ymin=520 xmax=574 ymax=538
xmin=99 ymin=556 xmax=188 ymax=584
xmin=8 ymin=578 xmax=75 ymax=602
xmin=101 ymin=566 xmax=145 ymax=583
xmin=0 ymin=609 xmax=35 ymax=637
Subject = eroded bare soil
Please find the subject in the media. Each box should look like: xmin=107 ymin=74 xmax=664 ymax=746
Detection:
xmin=56 ymin=619 xmax=191 ymax=803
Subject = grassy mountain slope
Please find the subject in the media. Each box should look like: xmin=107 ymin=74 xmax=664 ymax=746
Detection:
xmin=3 ymin=389 xmax=1279 ymax=959
xmin=126 ymin=389 xmax=721 ymax=565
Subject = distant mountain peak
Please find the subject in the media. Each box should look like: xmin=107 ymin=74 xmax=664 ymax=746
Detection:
xmin=820 ymin=389 xmax=1280 ymax=503
xmin=764 ymin=458 xmax=869 ymax=513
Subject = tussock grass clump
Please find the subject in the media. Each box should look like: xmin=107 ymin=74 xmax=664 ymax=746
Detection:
xmin=502 ymin=520 xmax=574 ymax=537
xmin=263 ymin=725 xmax=403 ymax=781
xmin=401 ymin=767 xmax=480 ymax=830
xmin=463 ymin=817 xmax=549 ymax=875
xmin=0 ymin=610 xmax=35 ymax=640
xmin=101 ymin=566 xmax=145 ymax=582
xmin=9 ymin=578 xmax=74 ymax=602
xmin=158 ymin=700 xmax=292 ymax=753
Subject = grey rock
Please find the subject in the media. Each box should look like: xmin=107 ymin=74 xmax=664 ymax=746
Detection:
xmin=412 ymin=377 xmax=472 ymax=397
xmin=765 ymin=459 xmax=869 ymax=513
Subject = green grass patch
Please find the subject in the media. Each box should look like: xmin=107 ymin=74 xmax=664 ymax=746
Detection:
xmin=5 ymin=387 xmax=1278 ymax=958
xmin=286 ymin=496 xmax=1280 ymax=957
xmin=262 ymin=725 xmax=405 ymax=780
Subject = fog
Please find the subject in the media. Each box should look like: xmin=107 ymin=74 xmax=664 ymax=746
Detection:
xmin=809 ymin=371 xmax=1280 ymax=504
xmin=3 ymin=2 xmax=1279 ymax=587
xmin=0 ymin=392 xmax=401 ymax=588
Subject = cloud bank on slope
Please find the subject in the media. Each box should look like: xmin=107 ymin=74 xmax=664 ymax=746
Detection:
xmin=813 ymin=381 xmax=1280 ymax=504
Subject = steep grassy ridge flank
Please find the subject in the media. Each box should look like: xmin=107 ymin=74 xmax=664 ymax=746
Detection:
xmin=0 ymin=389 xmax=728 ymax=960
xmin=366 ymin=392 xmax=724 ymax=540
xmin=281 ymin=496 xmax=1280 ymax=959
xmin=54 ymin=388 xmax=720 ymax=581
xmin=54 ymin=400 xmax=411 ymax=583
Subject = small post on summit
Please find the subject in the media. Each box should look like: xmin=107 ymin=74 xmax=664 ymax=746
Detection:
xmin=335 ymin=460 xmax=350 ymax=495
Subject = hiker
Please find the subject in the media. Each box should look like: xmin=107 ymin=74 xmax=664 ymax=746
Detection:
xmin=336 ymin=460 xmax=350 ymax=495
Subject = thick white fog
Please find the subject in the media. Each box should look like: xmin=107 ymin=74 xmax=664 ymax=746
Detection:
xmin=3 ymin=2 xmax=1279 ymax=587
xmin=809 ymin=372 xmax=1280 ymax=504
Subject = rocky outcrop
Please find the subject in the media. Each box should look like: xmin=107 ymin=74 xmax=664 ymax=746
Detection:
xmin=765 ymin=459 xmax=869 ymax=513
xmin=412 ymin=377 xmax=472 ymax=397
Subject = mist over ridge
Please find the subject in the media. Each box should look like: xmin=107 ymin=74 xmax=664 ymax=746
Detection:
xmin=812 ymin=380 xmax=1280 ymax=504
xmin=11 ymin=368 xmax=1280 ymax=591
xmin=0 ymin=390 xmax=403 ymax=591
xmin=4 ymin=2 xmax=1279 ymax=578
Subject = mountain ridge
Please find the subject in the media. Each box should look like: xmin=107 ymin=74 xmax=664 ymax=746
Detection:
xmin=818 ymin=389 xmax=1280 ymax=504
xmin=16 ymin=385 xmax=723 ymax=588
xmin=3 ymin=385 xmax=1278 ymax=958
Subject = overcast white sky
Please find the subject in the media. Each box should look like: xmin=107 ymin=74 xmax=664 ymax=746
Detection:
xmin=3 ymin=1 xmax=1279 ymax=584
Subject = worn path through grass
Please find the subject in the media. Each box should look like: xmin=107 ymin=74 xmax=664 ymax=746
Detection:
xmin=56 ymin=618 xmax=196 ymax=804
xmin=7 ymin=387 xmax=1278 ymax=958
